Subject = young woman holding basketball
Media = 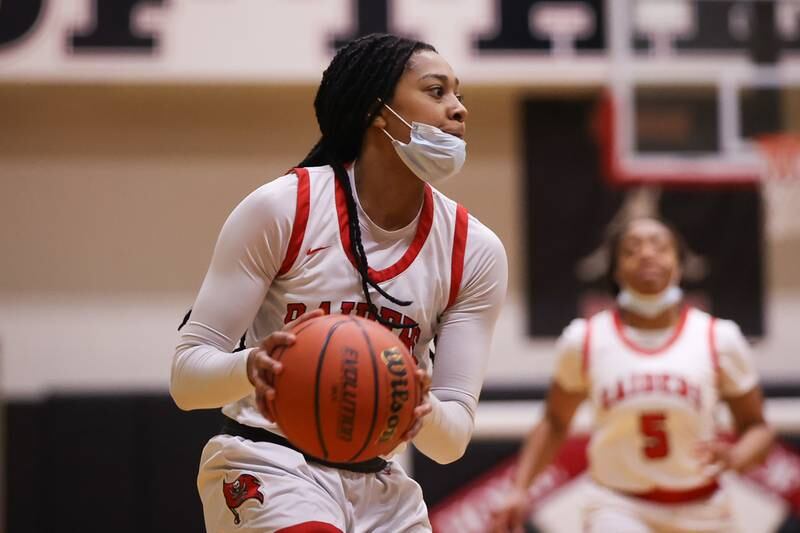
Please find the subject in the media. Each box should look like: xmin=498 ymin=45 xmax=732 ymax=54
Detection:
xmin=170 ymin=33 xmax=508 ymax=532
xmin=490 ymin=217 xmax=773 ymax=533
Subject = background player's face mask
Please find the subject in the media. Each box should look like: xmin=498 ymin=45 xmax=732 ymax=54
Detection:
xmin=617 ymin=285 xmax=683 ymax=318
xmin=380 ymin=103 xmax=466 ymax=185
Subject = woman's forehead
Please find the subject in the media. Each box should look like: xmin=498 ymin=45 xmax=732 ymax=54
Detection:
xmin=622 ymin=219 xmax=672 ymax=240
xmin=406 ymin=50 xmax=457 ymax=82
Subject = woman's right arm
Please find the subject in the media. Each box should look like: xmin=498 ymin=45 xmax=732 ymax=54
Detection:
xmin=490 ymin=382 xmax=585 ymax=533
xmin=170 ymin=178 xmax=295 ymax=411
xmin=490 ymin=318 xmax=589 ymax=532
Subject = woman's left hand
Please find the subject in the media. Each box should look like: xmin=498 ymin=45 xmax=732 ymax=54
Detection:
xmin=695 ymin=439 xmax=735 ymax=476
xmin=402 ymin=369 xmax=432 ymax=441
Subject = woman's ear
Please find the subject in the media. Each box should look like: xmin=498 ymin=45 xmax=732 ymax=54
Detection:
xmin=371 ymin=99 xmax=388 ymax=129
xmin=372 ymin=112 xmax=388 ymax=129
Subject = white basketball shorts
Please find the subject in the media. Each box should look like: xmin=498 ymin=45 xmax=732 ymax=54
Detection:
xmin=197 ymin=434 xmax=432 ymax=533
xmin=583 ymin=479 xmax=736 ymax=533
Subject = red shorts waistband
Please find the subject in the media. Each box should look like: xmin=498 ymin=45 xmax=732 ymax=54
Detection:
xmin=625 ymin=480 xmax=720 ymax=504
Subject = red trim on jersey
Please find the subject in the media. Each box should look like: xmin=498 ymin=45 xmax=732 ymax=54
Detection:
xmin=275 ymin=522 xmax=343 ymax=533
xmin=446 ymin=204 xmax=469 ymax=309
xmin=612 ymin=306 xmax=690 ymax=355
xmin=277 ymin=167 xmax=311 ymax=276
xmin=709 ymin=317 xmax=720 ymax=374
xmin=335 ymin=179 xmax=434 ymax=283
xmin=627 ymin=480 xmax=719 ymax=504
xmin=581 ymin=317 xmax=592 ymax=377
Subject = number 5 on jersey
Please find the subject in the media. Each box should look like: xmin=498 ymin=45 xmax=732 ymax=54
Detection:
xmin=640 ymin=412 xmax=669 ymax=459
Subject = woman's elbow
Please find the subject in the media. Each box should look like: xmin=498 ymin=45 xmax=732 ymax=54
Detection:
xmin=427 ymin=438 xmax=470 ymax=465
xmin=169 ymin=379 xmax=196 ymax=411
xmin=169 ymin=359 xmax=199 ymax=411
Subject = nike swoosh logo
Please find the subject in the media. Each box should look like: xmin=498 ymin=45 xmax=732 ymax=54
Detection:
xmin=306 ymin=246 xmax=331 ymax=256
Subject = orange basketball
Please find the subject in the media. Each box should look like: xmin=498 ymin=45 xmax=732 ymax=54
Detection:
xmin=269 ymin=314 xmax=421 ymax=463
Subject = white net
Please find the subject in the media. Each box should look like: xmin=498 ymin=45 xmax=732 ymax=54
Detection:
xmin=756 ymin=135 xmax=800 ymax=240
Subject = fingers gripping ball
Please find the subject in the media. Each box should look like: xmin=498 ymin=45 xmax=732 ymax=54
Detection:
xmin=269 ymin=314 xmax=421 ymax=463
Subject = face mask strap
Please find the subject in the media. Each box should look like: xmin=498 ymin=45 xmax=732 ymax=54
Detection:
xmin=378 ymin=99 xmax=413 ymax=130
xmin=380 ymin=128 xmax=398 ymax=143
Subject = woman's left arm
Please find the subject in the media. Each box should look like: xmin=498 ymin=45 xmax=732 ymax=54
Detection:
xmin=412 ymin=222 xmax=508 ymax=464
xmin=720 ymin=387 xmax=775 ymax=472
xmin=699 ymin=319 xmax=775 ymax=473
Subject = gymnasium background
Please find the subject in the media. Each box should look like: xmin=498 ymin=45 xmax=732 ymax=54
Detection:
xmin=2 ymin=1 xmax=800 ymax=532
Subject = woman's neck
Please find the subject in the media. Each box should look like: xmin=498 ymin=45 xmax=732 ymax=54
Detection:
xmin=353 ymin=145 xmax=425 ymax=231
xmin=619 ymin=304 xmax=682 ymax=330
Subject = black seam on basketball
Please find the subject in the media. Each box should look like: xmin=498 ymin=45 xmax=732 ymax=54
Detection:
xmin=314 ymin=320 xmax=348 ymax=460
xmin=346 ymin=318 xmax=380 ymax=462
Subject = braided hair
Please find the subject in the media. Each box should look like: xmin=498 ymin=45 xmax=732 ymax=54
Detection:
xmin=298 ymin=33 xmax=436 ymax=329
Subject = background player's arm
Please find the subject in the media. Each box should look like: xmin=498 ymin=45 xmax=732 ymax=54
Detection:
xmin=170 ymin=178 xmax=294 ymax=410
xmin=721 ymin=387 xmax=775 ymax=472
xmin=412 ymin=223 xmax=508 ymax=464
xmin=490 ymin=382 xmax=585 ymax=533
xmin=512 ymin=382 xmax=586 ymax=493
xmin=698 ymin=319 xmax=775 ymax=473
xmin=491 ymin=319 xmax=588 ymax=532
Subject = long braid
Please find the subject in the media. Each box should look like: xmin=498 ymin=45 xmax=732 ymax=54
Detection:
xmin=298 ymin=33 xmax=435 ymax=329
xmin=332 ymin=161 xmax=412 ymax=306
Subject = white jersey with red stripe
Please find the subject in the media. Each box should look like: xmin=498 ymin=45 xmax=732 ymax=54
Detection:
xmin=223 ymin=164 xmax=472 ymax=428
xmin=554 ymin=306 xmax=758 ymax=494
xmin=172 ymin=164 xmax=508 ymax=448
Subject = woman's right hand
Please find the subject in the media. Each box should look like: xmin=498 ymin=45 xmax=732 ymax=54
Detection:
xmin=247 ymin=308 xmax=326 ymax=421
xmin=489 ymin=486 xmax=530 ymax=533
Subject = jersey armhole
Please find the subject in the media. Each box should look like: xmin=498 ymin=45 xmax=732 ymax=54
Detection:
xmin=276 ymin=167 xmax=311 ymax=277
xmin=445 ymin=204 xmax=469 ymax=311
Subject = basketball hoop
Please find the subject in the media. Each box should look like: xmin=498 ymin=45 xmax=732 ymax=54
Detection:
xmin=755 ymin=133 xmax=800 ymax=240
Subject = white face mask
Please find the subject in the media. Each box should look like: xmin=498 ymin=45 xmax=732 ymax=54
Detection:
xmin=380 ymin=103 xmax=466 ymax=185
xmin=617 ymin=285 xmax=683 ymax=318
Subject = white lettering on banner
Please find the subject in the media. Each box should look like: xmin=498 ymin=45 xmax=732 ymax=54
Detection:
xmin=0 ymin=0 xmax=798 ymax=83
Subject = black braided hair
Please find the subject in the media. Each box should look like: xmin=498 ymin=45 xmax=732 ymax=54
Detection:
xmin=298 ymin=33 xmax=436 ymax=329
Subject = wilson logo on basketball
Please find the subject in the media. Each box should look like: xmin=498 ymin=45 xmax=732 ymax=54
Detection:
xmin=336 ymin=347 xmax=359 ymax=442
xmin=378 ymin=347 xmax=411 ymax=443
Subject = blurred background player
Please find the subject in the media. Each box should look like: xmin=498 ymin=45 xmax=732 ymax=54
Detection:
xmin=490 ymin=217 xmax=774 ymax=533
xmin=169 ymin=33 xmax=508 ymax=533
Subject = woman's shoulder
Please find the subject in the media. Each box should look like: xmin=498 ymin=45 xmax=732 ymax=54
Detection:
xmin=560 ymin=317 xmax=589 ymax=343
xmin=465 ymin=213 xmax=504 ymax=256
xmin=242 ymin=167 xmax=331 ymax=207
xmin=229 ymin=170 xmax=309 ymax=224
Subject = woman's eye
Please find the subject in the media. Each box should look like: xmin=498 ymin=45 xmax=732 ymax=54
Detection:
xmin=429 ymin=86 xmax=444 ymax=98
xmin=456 ymin=93 xmax=465 ymax=103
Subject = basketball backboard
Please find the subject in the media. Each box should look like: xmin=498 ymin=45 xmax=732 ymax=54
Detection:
xmin=603 ymin=0 xmax=800 ymax=186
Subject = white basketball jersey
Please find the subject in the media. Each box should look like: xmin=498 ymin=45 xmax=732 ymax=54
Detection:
xmin=584 ymin=307 xmax=721 ymax=492
xmin=223 ymin=165 xmax=469 ymax=429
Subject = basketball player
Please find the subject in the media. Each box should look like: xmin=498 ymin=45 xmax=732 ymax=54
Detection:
xmin=170 ymin=34 xmax=508 ymax=532
xmin=490 ymin=217 xmax=774 ymax=533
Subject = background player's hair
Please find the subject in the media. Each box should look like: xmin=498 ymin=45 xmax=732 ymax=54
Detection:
xmin=606 ymin=216 xmax=688 ymax=295
xmin=297 ymin=33 xmax=436 ymax=328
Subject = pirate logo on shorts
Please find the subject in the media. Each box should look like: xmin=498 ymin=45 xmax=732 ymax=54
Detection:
xmin=222 ymin=473 xmax=264 ymax=525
